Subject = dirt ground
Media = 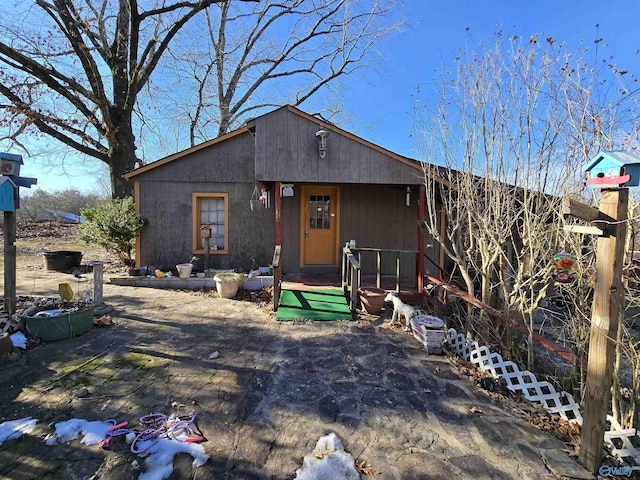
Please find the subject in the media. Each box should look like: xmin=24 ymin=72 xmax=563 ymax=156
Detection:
xmin=0 ymin=223 xmax=594 ymax=480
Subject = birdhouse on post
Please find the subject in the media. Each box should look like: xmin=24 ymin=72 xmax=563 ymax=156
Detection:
xmin=0 ymin=152 xmax=23 ymax=177
xmin=584 ymin=150 xmax=640 ymax=188
xmin=0 ymin=177 xmax=17 ymax=211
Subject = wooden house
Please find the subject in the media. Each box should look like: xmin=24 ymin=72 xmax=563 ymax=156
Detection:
xmin=124 ymin=105 xmax=442 ymax=290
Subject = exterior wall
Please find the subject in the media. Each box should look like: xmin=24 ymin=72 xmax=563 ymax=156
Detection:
xmin=134 ymin=133 xmax=276 ymax=271
xmin=280 ymin=183 xmax=427 ymax=281
xmin=129 ymin=108 xmax=442 ymax=280
xmin=254 ymin=107 xmax=424 ymax=185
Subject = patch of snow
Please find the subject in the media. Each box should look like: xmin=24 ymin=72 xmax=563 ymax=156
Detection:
xmin=294 ymin=433 xmax=360 ymax=480
xmin=44 ymin=417 xmax=209 ymax=479
xmin=0 ymin=417 xmax=38 ymax=445
xmin=9 ymin=332 xmax=27 ymax=349
xmin=46 ymin=418 xmax=110 ymax=445
xmin=137 ymin=438 xmax=209 ymax=480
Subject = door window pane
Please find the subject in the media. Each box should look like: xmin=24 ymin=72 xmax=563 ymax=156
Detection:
xmin=308 ymin=194 xmax=330 ymax=229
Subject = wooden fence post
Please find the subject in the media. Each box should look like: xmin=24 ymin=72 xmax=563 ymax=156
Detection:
xmin=578 ymin=188 xmax=628 ymax=473
xmin=3 ymin=210 xmax=16 ymax=316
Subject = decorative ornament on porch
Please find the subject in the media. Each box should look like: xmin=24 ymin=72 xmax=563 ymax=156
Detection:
xmin=259 ymin=184 xmax=271 ymax=208
xmin=250 ymin=183 xmax=260 ymax=211
xmin=551 ymin=253 xmax=576 ymax=283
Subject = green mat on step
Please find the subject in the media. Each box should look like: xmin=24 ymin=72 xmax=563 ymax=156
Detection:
xmin=276 ymin=289 xmax=353 ymax=321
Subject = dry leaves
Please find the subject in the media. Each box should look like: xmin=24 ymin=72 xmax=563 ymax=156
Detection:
xmin=313 ymin=448 xmax=335 ymax=459
xmin=94 ymin=315 xmax=116 ymax=326
xmin=450 ymin=356 xmax=582 ymax=450
xmin=356 ymin=459 xmax=380 ymax=476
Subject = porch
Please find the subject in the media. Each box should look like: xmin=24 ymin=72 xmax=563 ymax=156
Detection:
xmin=272 ymin=245 xmax=425 ymax=319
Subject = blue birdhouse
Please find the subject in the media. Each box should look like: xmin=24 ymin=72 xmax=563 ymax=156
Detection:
xmin=0 ymin=176 xmax=17 ymax=211
xmin=584 ymin=150 xmax=640 ymax=188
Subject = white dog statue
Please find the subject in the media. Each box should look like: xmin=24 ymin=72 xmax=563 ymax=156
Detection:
xmin=384 ymin=292 xmax=417 ymax=331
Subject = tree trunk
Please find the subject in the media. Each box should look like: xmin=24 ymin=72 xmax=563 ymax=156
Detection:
xmin=107 ymin=111 xmax=137 ymax=199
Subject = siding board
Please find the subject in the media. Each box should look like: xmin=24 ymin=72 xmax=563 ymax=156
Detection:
xmin=255 ymin=107 xmax=422 ymax=185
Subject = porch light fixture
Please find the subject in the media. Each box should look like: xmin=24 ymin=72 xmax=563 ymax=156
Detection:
xmin=406 ymin=186 xmax=411 ymax=206
xmin=315 ymin=128 xmax=328 ymax=159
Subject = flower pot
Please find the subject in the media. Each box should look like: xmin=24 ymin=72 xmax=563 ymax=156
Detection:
xmin=358 ymin=287 xmax=387 ymax=315
xmin=25 ymin=308 xmax=94 ymax=342
xmin=42 ymin=251 xmax=83 ymax=272
xmin=176 ymin=263 xmax=193 ymax=279
xmin=214 ymin=272 xmax=244 ymax=298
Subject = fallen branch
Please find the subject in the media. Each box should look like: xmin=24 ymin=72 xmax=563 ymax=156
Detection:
xmin=42 ymin=350 xmax=109 ymax=386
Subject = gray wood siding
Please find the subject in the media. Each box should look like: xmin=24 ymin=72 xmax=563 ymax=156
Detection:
xmin=340 ymin=184 xmax=418 ymax=279
xmin=137 ymin=180 xmax=275 ymax=271
xmin=133 ymin=132 xmax=275 ymax=271
xmin=140 ymin=132 xmax=255 ymax=183
xmin=280 ymin=184 xmax=421 ymax=281
xmin=254 ymin=108 xmax=424 ymax=185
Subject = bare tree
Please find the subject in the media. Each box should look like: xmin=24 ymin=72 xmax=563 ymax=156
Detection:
xmin=0 ymin=0 xmax=259 ymax=198
xmin=416 ymin=30 xmax=638 ymax=368
xmin=157 ymin=0 xmax=403 ymax=144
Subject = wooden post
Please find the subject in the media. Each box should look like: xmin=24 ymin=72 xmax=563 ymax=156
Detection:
xmin=3 ymin=210 xmax=16 ymax=316
xmin=396 ymin=251 xmax=401 ymax=293
xmin=275 ymin=182 xmax=282 ymax=245
xmin=93 ymin=263 xmax=104 ymax=305
xmin=417 ymin=185 xmax=425 ymax=292
xmin=578 ymin=188 xmax=628 ymax=473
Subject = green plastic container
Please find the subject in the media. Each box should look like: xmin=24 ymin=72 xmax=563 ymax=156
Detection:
xmin=25 ymin=308 xmax=94 ymax=342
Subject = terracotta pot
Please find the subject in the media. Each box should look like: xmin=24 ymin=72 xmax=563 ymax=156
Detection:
xmin=358 ymin=287 xmax=387 ymax=315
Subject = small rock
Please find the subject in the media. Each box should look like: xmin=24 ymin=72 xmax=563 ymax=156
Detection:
xmin=72 ymin=388 xmax=89 ymax=398
xmin=0 ymin=333 xmax=13 ymax=364
xmin=209 ymin=351 xmax=220 ymax=359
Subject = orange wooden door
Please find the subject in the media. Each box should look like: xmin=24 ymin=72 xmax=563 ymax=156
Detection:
xmin=301 ymin=186 xmax=339 ymax=266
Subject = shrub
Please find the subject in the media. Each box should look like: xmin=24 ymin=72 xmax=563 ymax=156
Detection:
xmin=77 ymin=197 xmax=145 ymax=266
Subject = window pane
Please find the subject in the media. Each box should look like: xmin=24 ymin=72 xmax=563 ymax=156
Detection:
xmin=199 ymin=196 xmax=225 ymax=250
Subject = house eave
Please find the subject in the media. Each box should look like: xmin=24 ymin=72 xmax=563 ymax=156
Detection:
xmin=123 ymin=127 xmax=252 ymax=180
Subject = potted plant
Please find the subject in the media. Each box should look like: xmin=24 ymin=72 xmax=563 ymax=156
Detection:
xmin=213 ymin=272 xmax=245 ymax=298
xmin=357 ymin=287 xmax=387 ymax=315
xmin=176 ymin=256 xmax=198 ymax=279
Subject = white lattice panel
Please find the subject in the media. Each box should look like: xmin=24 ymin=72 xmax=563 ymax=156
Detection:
xmin=443 ymin=327 xmax=640 ymax=462
xmin=0 ymin=309 xmax=19 ymax=334
xmin=604 ymin=415 xmax=640 ymax=463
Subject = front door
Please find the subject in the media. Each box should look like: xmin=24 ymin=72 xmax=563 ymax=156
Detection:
xmin=301 ymin=186 xmax=339 ymax=266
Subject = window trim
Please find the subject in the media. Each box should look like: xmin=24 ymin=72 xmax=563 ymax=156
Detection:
xmin=192 ymin=192 xmax=229 ymax=255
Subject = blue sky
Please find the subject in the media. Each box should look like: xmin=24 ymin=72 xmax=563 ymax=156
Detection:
xmin=16 ymin=0 xmax=640 ymax=194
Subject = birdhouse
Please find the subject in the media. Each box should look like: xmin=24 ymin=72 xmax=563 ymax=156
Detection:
xmin=0 ymin=152 xmax=23 ymax=177
xmin=584 ymin=150 xmax=640 ymax=188
xmin=0 ymin=177 xmax=17 ymax=211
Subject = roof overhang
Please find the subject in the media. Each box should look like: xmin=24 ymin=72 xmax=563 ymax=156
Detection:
xmin=124 ymin=127 xmax=252 ymax=180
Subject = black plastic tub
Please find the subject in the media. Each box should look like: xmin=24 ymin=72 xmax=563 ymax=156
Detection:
xmin=42 ymin=251 xmax=83 ymax=272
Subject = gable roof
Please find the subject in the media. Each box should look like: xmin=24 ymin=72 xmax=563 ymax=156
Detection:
xmin=254 ymin=105 xmax=423 ymax=172
xmin=123 ymin=127 xmax=251 ymax=180
xmin=584 ymin=150 xmax=640 ymax=172
xmin=124 ymin=105 xmax=423 ymax=181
